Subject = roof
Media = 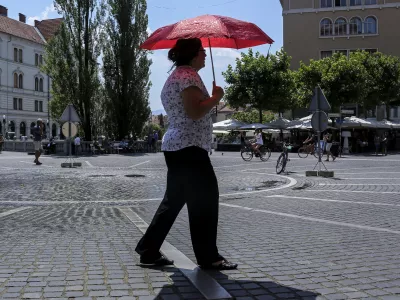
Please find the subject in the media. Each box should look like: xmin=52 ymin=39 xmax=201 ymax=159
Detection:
xmin=0 ymin=15 xmax=44 ymax=44
xmin=35 ymin=18 xmax=63 ymax=41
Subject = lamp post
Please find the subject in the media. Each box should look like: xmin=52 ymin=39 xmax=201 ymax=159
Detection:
xmin=2 ymin=115 xmax=5 ymax=137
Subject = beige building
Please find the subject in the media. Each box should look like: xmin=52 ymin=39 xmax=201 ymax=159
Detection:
xmin=280 ymin=0 xmax=400 ymax=69
xmin=280 ymin=0 xmax=400 ymax=120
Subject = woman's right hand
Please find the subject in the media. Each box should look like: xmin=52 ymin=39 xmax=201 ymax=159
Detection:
xmin=212 ymin=81 xmax=224 ymax=102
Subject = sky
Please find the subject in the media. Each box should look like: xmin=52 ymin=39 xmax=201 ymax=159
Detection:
xmin=4 ymin=0 xmax=283 ymax=113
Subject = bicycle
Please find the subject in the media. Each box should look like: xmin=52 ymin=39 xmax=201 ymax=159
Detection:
xmin=298 ymin=143 xmax=324 ymax=159
xmin=276 ymin=143 xmax=292 ymax=174
xmin=241 ymin=143 xmax=271 ymax=162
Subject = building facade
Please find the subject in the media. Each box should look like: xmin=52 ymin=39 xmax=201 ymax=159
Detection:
xmin=0 ymin=5 xmax=61 ymax=139
xmin=280 ymin=0 xmax=400 ymax=120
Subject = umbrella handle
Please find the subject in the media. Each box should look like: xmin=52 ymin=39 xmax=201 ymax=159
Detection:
xmin=208 ymin=38 xmax=217 ymax=116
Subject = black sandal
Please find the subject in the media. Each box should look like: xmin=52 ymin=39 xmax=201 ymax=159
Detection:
xmin=201 ymin=260 xmax=238 ymax=270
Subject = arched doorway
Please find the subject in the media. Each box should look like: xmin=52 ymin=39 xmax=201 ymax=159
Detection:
xmin=9 ymin=121 xmax=15 ymax=132
xmin=20 ymin=122 xmax=26 ymax=136
xmin=52 ymin=124 xmax=57 ymax=138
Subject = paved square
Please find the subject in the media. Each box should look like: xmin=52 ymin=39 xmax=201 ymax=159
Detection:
xmin=0 ymin=151 xmax=399 ymax=299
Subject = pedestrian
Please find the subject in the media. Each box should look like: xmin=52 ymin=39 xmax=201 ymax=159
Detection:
xmin=32 ymin=118 xmax=44 ymax=165
xmin=135 ymin=38 xmax=237 ymax=270
xmin=324 ymin=130 xmax=336 ymax=161
xmin=153 ymin=130 xmax=159 ymax=152
xmin=0 ymin=134 xmax=4 ymax=153
xmin=381 ymin=132 xmax=388 ymax=156
xmin=74 ymin=135 xmax=81 ymax=156
xmin=374 ymin=132 xmax=381 ymax=156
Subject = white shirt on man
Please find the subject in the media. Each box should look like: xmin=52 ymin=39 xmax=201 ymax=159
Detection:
xmin=74 ymin=137 xmax=81 ymax=146
xmin=256 ymin=133 xmax=263 ymax=145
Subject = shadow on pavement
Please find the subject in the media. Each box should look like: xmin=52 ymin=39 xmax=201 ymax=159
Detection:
xmin=144 ymin=266 xmax=320 ymax=300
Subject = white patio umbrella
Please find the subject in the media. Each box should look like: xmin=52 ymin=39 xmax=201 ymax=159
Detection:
xmin=212 ymin=119 xmax=248 ymax=131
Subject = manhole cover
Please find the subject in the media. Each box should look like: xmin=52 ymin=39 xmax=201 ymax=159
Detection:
xmin=88 ymin=175 xmax=116 ymax=178
xmin=125 ymin=174 xmax=146 ymax=178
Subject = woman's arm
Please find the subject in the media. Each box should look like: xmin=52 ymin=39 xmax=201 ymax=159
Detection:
xmin=181 ymin=82 xmax=224 ymax=121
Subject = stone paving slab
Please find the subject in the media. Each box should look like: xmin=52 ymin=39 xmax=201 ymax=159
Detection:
xmin=0 ymin=206 xmax=200 ymax=300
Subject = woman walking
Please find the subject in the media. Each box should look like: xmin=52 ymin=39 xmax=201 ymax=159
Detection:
xmin=135 ymin=38 xmax=237 ymax=270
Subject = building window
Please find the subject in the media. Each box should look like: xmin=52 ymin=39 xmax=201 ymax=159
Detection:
xmin=20 ymin=122 xmax=26 ymax=136
xmin=14 ymin=48 xmax=18 ymax=62
xmin=321 ymin=0 xmax=333 ymax=7
xmin=349 ymin=17 xmax=362 ymax=35
xmin=39 ymin=78 xmax=43 ymax=92
xmin=30 ymin=122 xmax=36 ymax=135
xmin=35 ymin=100 xmax=38 ymax=112
xmin=35 ymin=77 xmax=39 ymax=91
xmin=365 ymin=0 xmax=377 ymax=5
xmin=364 ymin=16 xmax=377 ymax=34
xmin=350 ymin=0 xmax=362 ymax=5
xmin=35 ymin=54 xmax=43 ymax=66
xmin=14 ymin=73 xmax=18 ymax=88
xmin=364 ymin=49 xmax=377 ymax=54
xmin=336 ymin=49 xmax=348 ymax=57
xmin=335 ymin=0 xmax=346 ymax=7
xmin=320 ymin=19 xmax=333 ymax=36
xmin=335 ymin=18 xmax=347 ymax=35
xmin=13 ymin=98 xmax=22 ymax=110
xmin=18 ymin=49 xmax=23 ymax=63
xmin=321 ymin=51 xmax=333 ymax=59
xmin=18 ymin=74 xmax=23 ymax=88
xmin=35 ymin=77 xmax=44 ymax=92
xmin=39 ymin=101 xmax=43 ymax=112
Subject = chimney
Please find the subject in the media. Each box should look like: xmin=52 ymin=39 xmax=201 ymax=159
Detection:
xmin=34 ymin=20 xmax=40 ymax=27
xmin=19 ymin=13 xmax=26 ymax=23
xmin=0 ymin=5 xmax=8 ymax=17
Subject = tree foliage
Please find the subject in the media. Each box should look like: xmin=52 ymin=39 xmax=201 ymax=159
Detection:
xmin=102 ymin=0 xmax=151 ymax=139
xmin=43 ymin=0 xmax=105 ymax=140
xmin=223 ymin=49 xmax=296 ymax=123
xmin=231 ymin=110 xmax=275 ymax=124
xmin=295 ymin=51 xmax=400 ymax=118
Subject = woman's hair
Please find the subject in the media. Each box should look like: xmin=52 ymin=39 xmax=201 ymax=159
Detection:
xmin=168 ymin=38 xmax=202 ymax=67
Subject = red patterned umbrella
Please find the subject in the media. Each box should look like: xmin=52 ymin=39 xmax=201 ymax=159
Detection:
xmin=140 ymin=14 xmax=273 ymax=82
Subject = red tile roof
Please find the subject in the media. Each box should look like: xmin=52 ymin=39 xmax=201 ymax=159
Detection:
xmin=0 ymin=15 xmax=44 ymax=44
xmin=35 ymin=18 xmax=63 ymax=41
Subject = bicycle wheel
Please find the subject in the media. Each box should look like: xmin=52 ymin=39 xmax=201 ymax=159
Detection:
xmin=259 ymin=146 xmax=271 ymax=162
xmin=241 ymin=147 xmax=253 ymax=161
xmin=313 ymin=146 xmax=324 ymax=159
xmin=298 ymin=146 xmax=308 ymax=158
xmin=276 ymin=153 xmax=286 ymax=174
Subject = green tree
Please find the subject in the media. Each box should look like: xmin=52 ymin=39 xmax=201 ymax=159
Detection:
xmin=231 ymin=110 xmax=274 ymax=124
xmin=102 ymin=0 xmax=151 ymax=139
xmin=223 ymin=49 xmax=296 ymax=123
xmin=43 ymin=0 xmax=104 ymax=141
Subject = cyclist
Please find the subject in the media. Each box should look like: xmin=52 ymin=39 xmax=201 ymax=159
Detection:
xmin=251 ymin=129 xmax=263 ymax=156
xmin=303 ymin=132 xmax=315 ymax=154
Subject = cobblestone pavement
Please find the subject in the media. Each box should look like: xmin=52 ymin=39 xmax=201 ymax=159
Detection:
xmin=0 ymin=151 xmax=400 ymax=299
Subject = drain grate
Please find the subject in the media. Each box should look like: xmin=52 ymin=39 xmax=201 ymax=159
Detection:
xmin=88 ymin=175 xmax=116 ymax=178
xmin=125 ymin=174 xmax=146 ymax=178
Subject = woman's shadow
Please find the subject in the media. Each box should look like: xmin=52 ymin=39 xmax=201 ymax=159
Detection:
xmin=142 ymin=266 xmax=320 ymax=299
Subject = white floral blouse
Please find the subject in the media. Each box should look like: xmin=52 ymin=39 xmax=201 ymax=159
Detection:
xmin=161 ymin=66 xmax=212 ymax=152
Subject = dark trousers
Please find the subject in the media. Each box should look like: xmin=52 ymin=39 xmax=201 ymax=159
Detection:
xmin=135 ymin=146 xmax=221 ymax=266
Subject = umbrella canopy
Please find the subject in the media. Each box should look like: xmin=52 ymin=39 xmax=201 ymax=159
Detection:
xmin=239 ymin=123 xmax=272 ymax=130
xmin=341 ymin=116 xmax=376 ymax=128
xmin=380 ymin=119 xmax=400 ymax=129
xmin=140 ymin=15 xmax=274 ymax=50
xmin=213 ymin=119 xmax=247 ymax=131
xmin=266 ymin=118 xmax=291 ymax=129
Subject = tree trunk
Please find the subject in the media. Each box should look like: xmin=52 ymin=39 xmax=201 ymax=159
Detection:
xmin=83 ymin=0 xmax=92 ymax=141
